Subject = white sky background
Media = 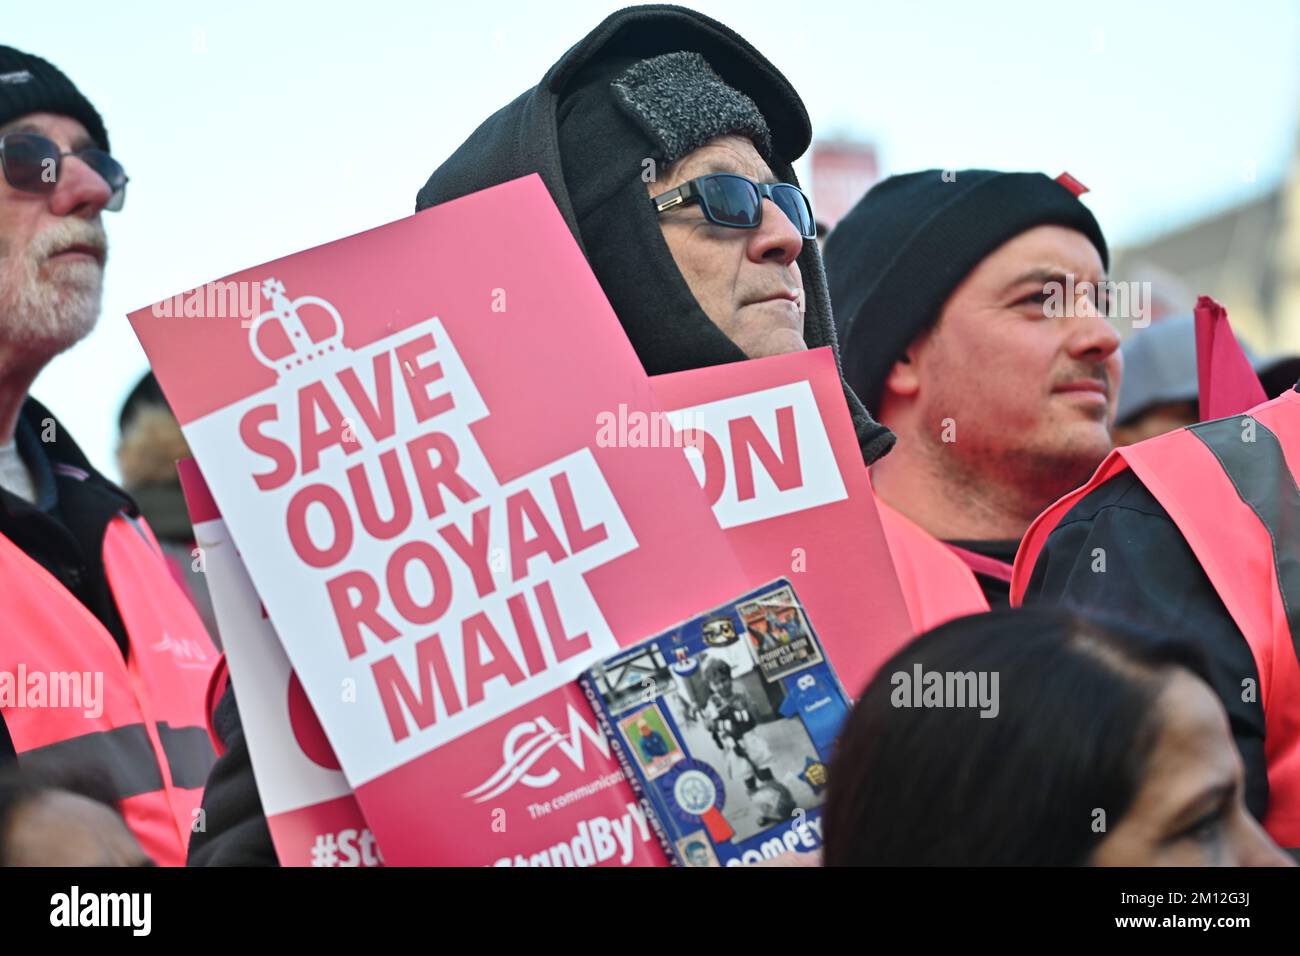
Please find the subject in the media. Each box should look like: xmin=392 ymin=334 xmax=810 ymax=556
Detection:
xmin=8 ymin=0 xmax=1300 ymax=479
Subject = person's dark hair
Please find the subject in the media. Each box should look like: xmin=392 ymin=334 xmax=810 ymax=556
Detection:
xmin=703 ymin=657 xmax=732 ymax=682
xmin=117 ymin=370 xmax=167 ymax=433
xmin=822 ymin=607 xmax=1213 ymax=866
xmin=0 ymin=764 xmax=120 ymax=866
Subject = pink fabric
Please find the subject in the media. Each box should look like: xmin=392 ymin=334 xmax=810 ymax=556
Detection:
xmin=945 ymin=543 xmax=1013 ymax=584
xmin=1195 ymin=295 xmax=1266 ymax=421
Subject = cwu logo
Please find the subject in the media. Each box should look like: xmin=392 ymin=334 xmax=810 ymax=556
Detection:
xmin=151 ymin=632 xmax=211 ymax=670
xmin=462 ymin=704 xmax=610 ymax=804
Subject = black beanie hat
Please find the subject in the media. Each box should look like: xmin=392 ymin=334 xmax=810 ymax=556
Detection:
xmin=823 ymin=170 xmax=1109 ymax=414
xmin=0 ymin=46 xmax=109 ymax=151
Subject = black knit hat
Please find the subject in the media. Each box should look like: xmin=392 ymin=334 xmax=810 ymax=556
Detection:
xmin=823 ymin=170 xmax=1109 ymax=414
xmin=0 ymin=46 xmax=109 ymax=151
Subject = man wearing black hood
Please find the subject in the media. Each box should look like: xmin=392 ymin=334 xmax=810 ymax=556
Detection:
xmin=189 ymin=4 xmax=889 ymax=865
xmin=416 ymin=4 xmax=889 ymax=460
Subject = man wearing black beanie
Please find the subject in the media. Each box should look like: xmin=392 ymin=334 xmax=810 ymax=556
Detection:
xmin=824 ymin=170 xmax=1120 ymax=615
xmin=0 ymin=46 xmax=217 ymax=865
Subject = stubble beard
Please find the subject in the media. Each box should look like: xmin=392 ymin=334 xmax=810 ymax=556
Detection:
xmin=918 ymin=386 xmax=1111 ymax=525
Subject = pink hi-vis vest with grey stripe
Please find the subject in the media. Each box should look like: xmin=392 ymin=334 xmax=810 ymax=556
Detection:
xmin=1013 ymin=389 xmax=1300 ymax=848
xmin=0 ymin=512 xmax=218 ymax=866
xmin=875 ymin=498 xmax=989 ymax=634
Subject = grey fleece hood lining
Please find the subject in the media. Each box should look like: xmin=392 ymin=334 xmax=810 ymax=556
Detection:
xmin=611 ymin=51 xmax=773 ymax=165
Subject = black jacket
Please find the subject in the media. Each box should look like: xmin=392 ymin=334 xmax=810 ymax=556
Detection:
xmin=1019 ymin=469 xmax=1271 ymax=827
xmin=189 ymin=4 xmax=891 ymax=865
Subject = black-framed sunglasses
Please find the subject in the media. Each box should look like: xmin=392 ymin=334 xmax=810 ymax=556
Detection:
xmin=651 ymin=172 xmax=816 ymax=240
xmin=0 ymin=132 xmax=128 ymax=212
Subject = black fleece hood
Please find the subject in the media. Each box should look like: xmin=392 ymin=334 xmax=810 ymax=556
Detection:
xmin=414 ymin=4 xmax=893 ymax=463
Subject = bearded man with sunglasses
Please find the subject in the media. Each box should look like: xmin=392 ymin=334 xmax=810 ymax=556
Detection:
xmin=0 ymin=47 xmax=218 ymax=866
xmin=189 ymin=5 xmax=890 ymax=865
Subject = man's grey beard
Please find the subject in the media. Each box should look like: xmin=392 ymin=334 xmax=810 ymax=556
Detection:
xmin=0 ymin=218 xmax=107 ymax=358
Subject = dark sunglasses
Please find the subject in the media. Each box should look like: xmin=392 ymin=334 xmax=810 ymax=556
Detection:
xmin=651 ymin=173 xmax=816 ymax=240
xmin=0 ymin=132 xmax=128 ymax=212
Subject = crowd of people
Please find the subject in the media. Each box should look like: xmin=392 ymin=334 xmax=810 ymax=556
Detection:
xmin=1 ymin=5 xmax=1298 ymax=867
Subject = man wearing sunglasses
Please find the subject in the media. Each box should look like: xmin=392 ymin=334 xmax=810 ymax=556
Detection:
xmin=188 ymin=6 xmax=892 ymax=866
xmin=414 ymin=8 xmax=890 ymax=464
xmin=0 ymin=47 xmax=217 ymax=866
xmin=647 ymin=160 xmax=817 ymax=361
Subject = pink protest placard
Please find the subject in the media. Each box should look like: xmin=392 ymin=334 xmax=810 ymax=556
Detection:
xmin=132 ymin=175 xmax=747 ymax=865
xmin=179 ymin=459 xmax=382 ymax=867
xmin=651 ymin=349 xmax=914 ymax=694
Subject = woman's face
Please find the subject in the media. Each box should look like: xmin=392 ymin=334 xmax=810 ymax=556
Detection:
xmin=1091 ymin=672 xmax=1293 ymax=866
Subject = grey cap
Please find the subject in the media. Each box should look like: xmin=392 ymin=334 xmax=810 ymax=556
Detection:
xmin=612 ymin=51 xmax=773 ymax=164
xmin=1115 ymin=314 xmax=1300 ymax=425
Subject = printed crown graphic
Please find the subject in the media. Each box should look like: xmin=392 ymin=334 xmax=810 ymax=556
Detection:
xmin=250 ymin=277 xmax=345 ymax=373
